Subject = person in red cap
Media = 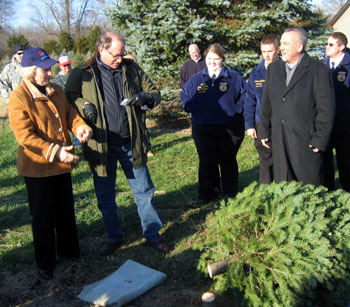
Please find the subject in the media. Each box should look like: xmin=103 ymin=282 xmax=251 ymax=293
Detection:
xmin=53 ymin=55 xmax=72 ymax=90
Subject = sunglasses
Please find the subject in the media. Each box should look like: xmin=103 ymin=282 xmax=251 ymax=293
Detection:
xmin=325 ymin=43 xmax=335 ymax=47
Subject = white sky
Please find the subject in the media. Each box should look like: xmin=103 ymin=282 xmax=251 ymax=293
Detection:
xmin=12 ymin=0 xmax=325 ymax=29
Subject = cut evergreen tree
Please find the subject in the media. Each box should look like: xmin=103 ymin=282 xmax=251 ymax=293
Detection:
xmin=196 ymin=182 xmax=350 ymax=306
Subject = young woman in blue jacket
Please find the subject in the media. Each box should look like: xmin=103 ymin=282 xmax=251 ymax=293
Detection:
xmin=180 ymin=43 xmax=246 ymax=204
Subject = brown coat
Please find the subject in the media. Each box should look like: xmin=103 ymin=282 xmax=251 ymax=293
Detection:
xmin=9 ymin=79 xmax=91 ymax=177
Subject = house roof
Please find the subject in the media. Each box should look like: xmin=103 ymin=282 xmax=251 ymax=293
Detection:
xmin=328 ymin=0 xmax=350 ymax=26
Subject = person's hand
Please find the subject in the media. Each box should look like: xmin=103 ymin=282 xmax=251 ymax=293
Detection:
xmin=126 ymin=92 xmax=154 ymax=108
xmin=309 ymin=144 xmax=320 ymax=152
xmin=246 ymin=128 xmax=257 ymax=139
xmin=261 ymin=138 xmax=271 ymax=148
xmin=76 ymin=126 xmax=92 ymax=143
xmin=56 ymin=145 xmax=79 ymax=167
xmin=83 ymin=102 xmax=97 ymax=124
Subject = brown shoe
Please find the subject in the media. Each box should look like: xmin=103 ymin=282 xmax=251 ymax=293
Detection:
xmin=99 ymin=241 xmax=123 ymax=256
xmin=145 ymin=240 xmax=170 ymax=254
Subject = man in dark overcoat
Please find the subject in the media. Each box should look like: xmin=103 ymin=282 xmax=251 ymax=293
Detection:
xmin=258 ymin=27 xmax=335 ymax=185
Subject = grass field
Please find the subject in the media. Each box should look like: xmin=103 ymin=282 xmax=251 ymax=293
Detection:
xmin=0 ymin=114 xmax=265 ymax=306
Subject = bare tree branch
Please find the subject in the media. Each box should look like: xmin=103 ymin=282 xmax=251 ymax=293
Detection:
xmin=31 ymin=0 xmax=106 ymax=37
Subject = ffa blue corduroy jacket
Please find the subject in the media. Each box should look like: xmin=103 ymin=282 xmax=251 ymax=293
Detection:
xmin=180 ymin=66 xmax=246 ymax=125
xmin=244 ymin=60 xmax=267 ymax=130
xmin=324 ymin=52 xmax=350 ymax=119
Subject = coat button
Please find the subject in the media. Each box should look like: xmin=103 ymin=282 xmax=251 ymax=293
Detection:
xmin=55 ymin=113 xmax=59 ymax=118
xmin=282 ymin=98 xmax=286 ymax=102
xmin=281 ymin=120 xmax=285 ymax=124
xmin=58 ymin=127 xmax=62 ymax=132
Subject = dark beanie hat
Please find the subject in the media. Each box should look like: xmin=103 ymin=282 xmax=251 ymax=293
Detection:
xmin=13 ymin=44 xmax=26 ymax=55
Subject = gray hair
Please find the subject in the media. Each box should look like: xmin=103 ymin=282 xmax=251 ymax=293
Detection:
xmin=96 ymin=32 xmax=125 ymax=50
xmin=284 ymin=27 xmax=308 ymax=50
xmin=20 ymin=66 xmax=37 ymax=81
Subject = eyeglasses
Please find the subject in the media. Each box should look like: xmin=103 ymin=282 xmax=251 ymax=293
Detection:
xmin=325 ymin=43 xmax=335 ymax=47
xmin=104 ymin=48 xmax=127 ymax=59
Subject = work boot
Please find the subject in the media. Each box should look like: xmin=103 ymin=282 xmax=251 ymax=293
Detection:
xmin=99 ymin=241 xmax=123 ymax=256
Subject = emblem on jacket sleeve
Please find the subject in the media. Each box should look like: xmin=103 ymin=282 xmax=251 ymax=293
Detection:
xmin=219 ymin=82 xmax=228 ymax=92
xmin=337 ymin=71 xmax=346 ymax=82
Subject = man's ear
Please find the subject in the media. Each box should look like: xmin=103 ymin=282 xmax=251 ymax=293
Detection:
xmin=297 ymin=43 xmax=303 ymax=53
xmin=339 ymin=44 xmax=346 ymax=53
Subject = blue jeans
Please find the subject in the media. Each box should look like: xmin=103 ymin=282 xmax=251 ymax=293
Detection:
xmin=93 ymin=141 xmax=162 ymax=243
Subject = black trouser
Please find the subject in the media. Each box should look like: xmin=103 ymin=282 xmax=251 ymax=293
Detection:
xmin=24 ymin=173 xmax=80 ymax=270
xmin=324 ymin=120 xmax=350 ymax=192
xmin=192 ymin=117 xmax=245 ymax=200
xmin=254 ymin=122 xmax=273 ymax=184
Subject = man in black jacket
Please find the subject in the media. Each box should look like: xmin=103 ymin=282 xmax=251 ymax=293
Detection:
xmin=179 ymin=44 xmax=206 ymax=87
xmin=258 ymin=27 xmax=335 ymax=185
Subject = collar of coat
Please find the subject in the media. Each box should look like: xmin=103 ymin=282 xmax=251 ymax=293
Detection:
xmin=201 ymin=66 xmax=230 ymax=79
xmin=324 ymin=51 xmax=350 ymax=67
xmin=23 ymin=79 xmax=56 ymax=99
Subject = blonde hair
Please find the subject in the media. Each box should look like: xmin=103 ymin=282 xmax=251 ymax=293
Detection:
xmin=21 ymin=66 xmax=37 ymax=81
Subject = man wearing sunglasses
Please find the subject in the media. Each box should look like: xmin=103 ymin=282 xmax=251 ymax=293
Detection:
xmin=323 ymin=32 xmax=350 ymax=192
xmin=65 ymin=32 xmax=170 ymax=256
xmin=0 ymin=44 xmax=26 ymax=103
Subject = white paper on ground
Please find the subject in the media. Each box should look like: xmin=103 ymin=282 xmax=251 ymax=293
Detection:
xmin=77 ymin=259 xmax=167 ymax=306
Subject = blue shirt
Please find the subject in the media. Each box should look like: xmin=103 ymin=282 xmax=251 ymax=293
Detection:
xmin=244 ymin=60 xmax=267 ymax=130
xmin=180 ymin=66 xmax=246 ymax=125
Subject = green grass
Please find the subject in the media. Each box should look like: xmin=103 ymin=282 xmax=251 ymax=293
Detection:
xmin=0 ymin=116 xmax=319 ymax=306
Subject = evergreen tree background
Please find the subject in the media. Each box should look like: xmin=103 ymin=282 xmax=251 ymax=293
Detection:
xmin=43 ymin=40 xmax=59 ymax=55
xmin=75 ymin=36 xmax=90 ymax=54
xmin=105 ymin=0 xmax=326 ymax=83
xmin=88 ymin=26 xmax=102 ymax=53
xmin=6 ymin=34 xmax=30 ymax=58
xmin=57 ymin=31 xmax=74 ymax=54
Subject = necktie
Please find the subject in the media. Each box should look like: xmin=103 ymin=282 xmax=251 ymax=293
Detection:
xmin=331 ymin=61 xmax=335 ymax=72
xmin=212 ymin=74 xmax=216 ymax=80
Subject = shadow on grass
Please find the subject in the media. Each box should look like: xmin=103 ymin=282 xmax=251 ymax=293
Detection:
xmin=151 ymin=134 xmax=192 ymax=153
xmin=0 ymin=173 xmax=24 ymax=189
xmin=0 ymin=156 xmax=17 ymax=172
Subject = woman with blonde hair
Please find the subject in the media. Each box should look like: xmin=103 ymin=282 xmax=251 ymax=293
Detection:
xmin=8 ymin=47 xmax=92 ymax=280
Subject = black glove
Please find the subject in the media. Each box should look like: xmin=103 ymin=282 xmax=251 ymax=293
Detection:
xmin=126 ymin=92 xmax=154 ymax=108
xmin=83 ymin=103 xmax=97 ymax=124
